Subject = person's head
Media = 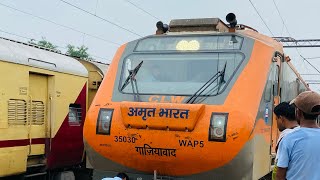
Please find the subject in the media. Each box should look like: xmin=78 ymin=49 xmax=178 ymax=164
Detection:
xmin=290 ymin=91 xmax=320 ymax=121
xmin=274 ymin=102 xmax=296 ymax=131
xmin=116 ymin=173 xmax=129 ymax=180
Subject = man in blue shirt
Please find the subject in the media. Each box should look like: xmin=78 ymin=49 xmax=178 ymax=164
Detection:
xmin=276 ymin=91 xmax=320 ymax=180
xmin=102 ymin=173 xmax=129 ymax=180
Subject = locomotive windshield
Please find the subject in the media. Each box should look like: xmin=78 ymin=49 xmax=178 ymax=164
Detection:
xmin=119 ymin=52 xmax=244 ymax=96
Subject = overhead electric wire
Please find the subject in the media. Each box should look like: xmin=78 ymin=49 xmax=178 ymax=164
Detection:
xmin=248 ymin=0 xmax=275 ymax=36
xmin=0 ymin=29 xmax=110 ymax=62
xmin=94 ymin=0 xmax=99 ymax=15
xmin=59 ymin=0 xmax=142 ymax=37
xmin=0 ymin=29 xmax=67 ymax=51
xmin=123 ymin=0 xmax=160 ymax=20
xmin=304 ymin=57 xmax=320 ymax=60
xmin=0 ymin=2 xmax=120 ymax=46
xmin=300 ymin=55 xmax=320 ymax=74
xmin=270 ymin=0 xmax=320 ymax=74
xmin=272 ymin=0 xmax=292 ymax=37
xmin=0 ymin=29 xmax=32 ymax=41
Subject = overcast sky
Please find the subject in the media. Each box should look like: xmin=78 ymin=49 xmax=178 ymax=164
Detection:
xmin=1 ymin=0 xmax=320 ymax=90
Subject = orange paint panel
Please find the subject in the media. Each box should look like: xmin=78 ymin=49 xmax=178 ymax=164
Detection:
xmin=251 ymin=119 xmax=272 ymax=142
xmin=84 ymin=44 xmax=127 ymax=145
xmin=224 ymin=41 xmax=274 ymax=141
xmin=120 ymin=102 xmax=204 ymax=131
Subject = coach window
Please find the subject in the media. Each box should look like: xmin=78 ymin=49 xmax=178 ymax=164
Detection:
xmin=69 ymin=104 xmax=82 ymax=126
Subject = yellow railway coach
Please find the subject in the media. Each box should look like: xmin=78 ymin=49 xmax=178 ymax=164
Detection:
xmin=0 ymin=37 xmax=108 ymax=179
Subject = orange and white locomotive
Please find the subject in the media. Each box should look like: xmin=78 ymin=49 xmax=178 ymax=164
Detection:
xmin=84 ymin=14 xmax=309 ymax=180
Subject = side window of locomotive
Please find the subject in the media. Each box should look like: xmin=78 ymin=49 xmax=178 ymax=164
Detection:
xmin=297 ymin=78 xmax=307 ymax=94
xmin=281 ymin=62 xmax=299 ymax=102
xmin=68 ymin=104 xmax=82 ymax=126
xmin=273 ymin=65 xmax=279 ymax=96
xmin=264 ymin=66 xmax=274 ymax=102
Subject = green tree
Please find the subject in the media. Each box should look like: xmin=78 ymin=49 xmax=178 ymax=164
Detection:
xmin=28 ymin=37 xmax=61 ymax=52
xmin=27 ymin=37 xmax=93 ymax=60
xmin=66 ymin=44 xmax=93 ymax=60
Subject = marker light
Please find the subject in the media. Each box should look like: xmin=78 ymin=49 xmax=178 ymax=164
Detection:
xmin=209 ymin=113 xmax=228 ymax=142
xmin=176 ymin=40 xmax=200 ymax=51
xmin=96 ymin=108 xmax=114 ymax=135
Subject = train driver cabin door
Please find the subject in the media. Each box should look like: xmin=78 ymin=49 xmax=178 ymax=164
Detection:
xmin=271 ymin=55 xmax=281 ymax=154
xmin=28 ymin=73 xmax=48 ymax=156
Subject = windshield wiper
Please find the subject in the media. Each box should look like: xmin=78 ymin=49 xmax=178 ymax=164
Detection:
xmin=194 ymin=62 xmax=227 ymax=104
xmin=217 ymin=62 xmax=227 ymax=92
xmin=120 ymin=61 xmax=143 ymax=101
xmin=186 ymin=62 xmax=227 ymax=104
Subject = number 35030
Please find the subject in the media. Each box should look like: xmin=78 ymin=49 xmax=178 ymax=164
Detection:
xmin=114 ymin=136 xmax=136 ymax=143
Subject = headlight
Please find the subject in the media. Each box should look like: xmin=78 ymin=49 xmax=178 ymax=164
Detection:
xmin=96 ymin=108 xmax=114 ymax=135
xmin=209 ymin=113 xmax=228 ymax=141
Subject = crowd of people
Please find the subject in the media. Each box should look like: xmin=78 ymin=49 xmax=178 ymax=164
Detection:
xmin=273 ymin=91 xmax=320 ymax=180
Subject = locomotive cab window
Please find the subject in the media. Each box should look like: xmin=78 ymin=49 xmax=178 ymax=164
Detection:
xmin=69 ymin=104 xmax=82 ymax=126
xmin=120 ymin=52 xmax=244 ymax=96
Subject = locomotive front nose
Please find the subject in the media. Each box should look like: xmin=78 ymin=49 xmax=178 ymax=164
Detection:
xmin=89 ymin=101 xmax=254 ymax=176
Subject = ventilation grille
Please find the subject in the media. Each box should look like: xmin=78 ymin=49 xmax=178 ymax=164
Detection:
xmin=8 ymin=99 xmax=27 ymax=125
xmin=30 ymin=101 xmax=45 ymax=125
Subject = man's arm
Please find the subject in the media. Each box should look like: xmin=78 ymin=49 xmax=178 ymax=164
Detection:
xmin=276 ymin=137 xmax=291 ymax=180
xmin=276 ymin=167 xmax=287 ymax=180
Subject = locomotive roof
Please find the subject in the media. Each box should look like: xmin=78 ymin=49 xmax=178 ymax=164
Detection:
xmin=0 ymin=37 xmax=88 ymax=77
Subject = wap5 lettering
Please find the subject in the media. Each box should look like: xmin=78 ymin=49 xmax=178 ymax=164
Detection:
xmin=179 ymin=139 xmax=204 ymax=148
